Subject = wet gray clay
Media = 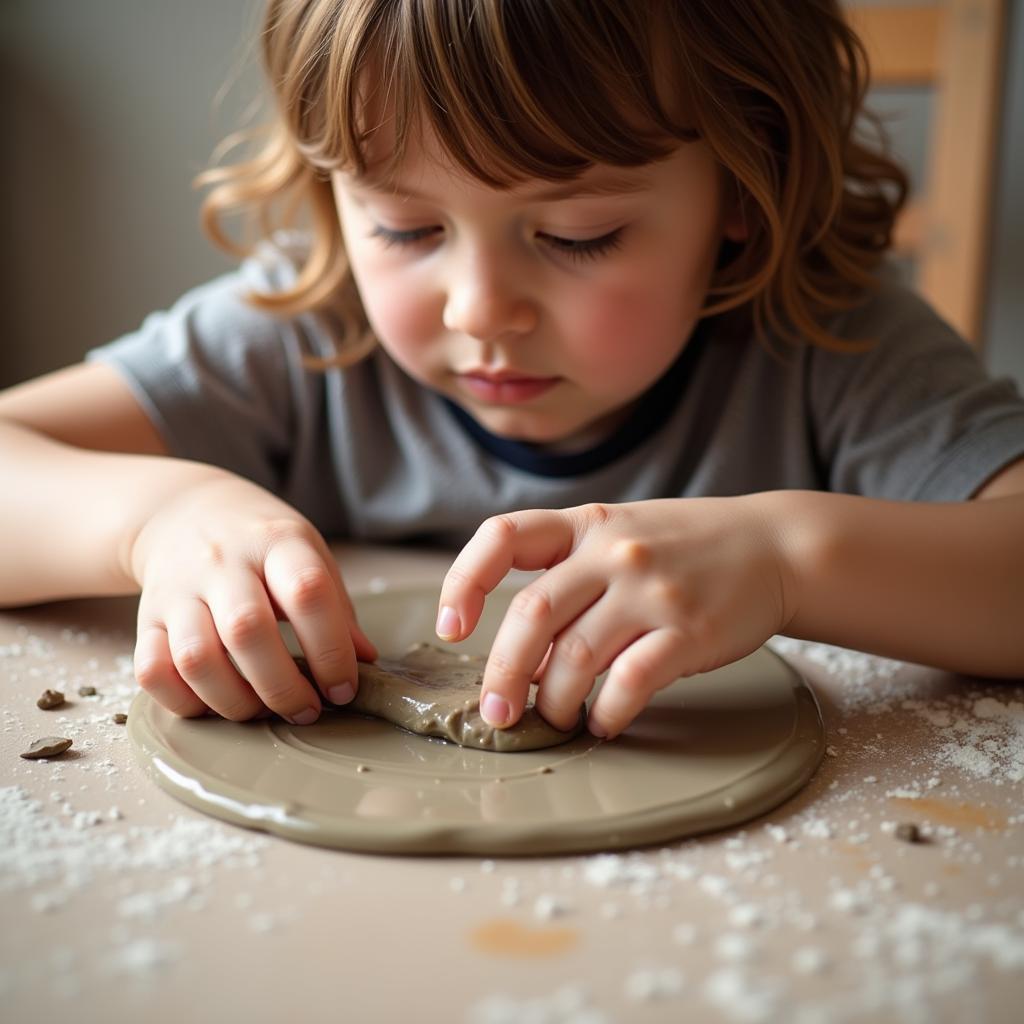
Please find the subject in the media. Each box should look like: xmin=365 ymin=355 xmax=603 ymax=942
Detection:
xmin=297 ymin=643 xmax=586 ymax=752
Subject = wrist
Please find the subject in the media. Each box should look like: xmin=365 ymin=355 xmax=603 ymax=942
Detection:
xmin=740 ymin=489 xmax=827 ymax=638
xmin=117 ymin=462 xmax=235 ymax=590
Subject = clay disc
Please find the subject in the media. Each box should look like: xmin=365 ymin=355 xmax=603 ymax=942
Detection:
xmin=128 ymin=586 xmax=824 ymax=855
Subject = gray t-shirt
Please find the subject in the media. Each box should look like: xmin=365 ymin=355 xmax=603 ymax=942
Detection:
xmin=87 ymin=238 xmax=1024 ymax=547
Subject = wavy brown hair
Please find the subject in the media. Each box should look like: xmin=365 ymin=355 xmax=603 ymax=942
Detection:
xmin=197 ymin=0 xmax=908 ymax=363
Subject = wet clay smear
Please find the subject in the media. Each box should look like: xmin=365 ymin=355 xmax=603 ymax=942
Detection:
xmin=296 ymin=643 xmax=586 ymax=752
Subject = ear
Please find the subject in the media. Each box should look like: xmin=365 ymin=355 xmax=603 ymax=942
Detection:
xmin=721 ymin=202 xmax=748 ymax=243
xmin=720 ymin=179 xmax=749 ymax=243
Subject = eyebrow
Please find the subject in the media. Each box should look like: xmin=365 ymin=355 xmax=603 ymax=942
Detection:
xmin=352 ymin=172 xmax=648 ymax=203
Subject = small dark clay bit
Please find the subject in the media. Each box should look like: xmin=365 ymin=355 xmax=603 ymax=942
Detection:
xmin=77 ymin=685 xmax=97 ymax=697
xmin=36 ymin=689 xmax=66 ymax=710
xmin=894 ymin=822 xmax=927 ymax=844
xmin=112 ymin=713 xmax=128 ymax=725
xmin=20 ymin=737 xmax=73 ymax=760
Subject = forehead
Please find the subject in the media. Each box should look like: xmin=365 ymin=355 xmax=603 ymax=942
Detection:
xmin=346 ymin=108 xmax=685 ymax=202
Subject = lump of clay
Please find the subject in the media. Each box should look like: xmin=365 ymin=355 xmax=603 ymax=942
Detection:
xmin=295 ymin=643 xmax=586 ymax=752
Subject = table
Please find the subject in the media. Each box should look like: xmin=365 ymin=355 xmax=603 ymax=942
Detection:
xmin=3 ymin=544 xmax=1022 ymax=1023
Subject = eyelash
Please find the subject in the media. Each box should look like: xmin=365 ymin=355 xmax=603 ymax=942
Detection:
xmin=368 ymin=225 xmax=625 ymax=263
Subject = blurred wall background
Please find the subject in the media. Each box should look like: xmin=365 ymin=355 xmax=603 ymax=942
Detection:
xmin=2 ymin=0 xmax=1021 ymax=390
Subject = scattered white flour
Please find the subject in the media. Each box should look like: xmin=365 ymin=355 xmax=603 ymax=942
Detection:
xmin=716 ymin=932 xmax=758 ymax=962
xmin=932 ymin=697 xmax=1024 ymax=783
xmin=466 ymin=985 xmax=608 ymax=1024
xmin=702 ymin=967 xmax=786 ymax=1023
xmin=582 ymin=853 xmax=664 ymax=892
xmin=767 ymin=637 xmax=908 ymax=709
xmin=117 ymin=877 xmax=200 ymax=920
xmin=728 ymin=903 xmax=765 ymax=929
xmin=791 ymin=946 xmax=829 ymax=974
xmin=6 ymin=627 xmax=1022 ymax=1023
xmin=771 ymin=638 xmax=1024 ymax=787
xmin=801 ymin=819 xmax=834 ymax=840
xmin=101 ymin=938 xmax=180 ymax=975
xmin=533 ymin=893 xmax=570 ymax=920
xmin=623 ymin=966 xmax=685 ymax=1001
xmin=0 ymin=785 xmax=264 ymax=901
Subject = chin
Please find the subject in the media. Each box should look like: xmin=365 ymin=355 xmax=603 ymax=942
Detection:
xmin=475 ymin=410 xmax=577 ymax=444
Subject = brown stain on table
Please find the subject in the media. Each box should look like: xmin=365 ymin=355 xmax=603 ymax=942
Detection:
xmin=835 ymin=842 xmax=874 ymax=872
xmin=470 ymin=918 xmax=579 ymax=958
xmin=887 ymin=796 xmax=1007 ymax=831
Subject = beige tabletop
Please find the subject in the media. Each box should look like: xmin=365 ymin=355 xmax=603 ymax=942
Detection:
xmin=3 ymin=544 xmax=1022 ymax=1024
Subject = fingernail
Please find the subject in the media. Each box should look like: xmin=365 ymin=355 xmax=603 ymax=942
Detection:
xmin=328 ymin=682 xmax=355 ymax=705
xmin=481 ymin=691 xmax=510 ymax=727
xmin=436 ymin=605 xmax=460 ymax=640
xmin=289 ymin=706 xmax=319 ymax=726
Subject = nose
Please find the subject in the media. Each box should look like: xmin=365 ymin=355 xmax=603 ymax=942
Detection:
xmin=441 ymin=247 xmax=538 ymax=341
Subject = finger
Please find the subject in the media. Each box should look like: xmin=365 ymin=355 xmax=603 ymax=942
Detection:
xmin=207 ymin=575 xmax=323 ymax=725
xmin=479 ymin=567 xmax=605 ymax=728
xmin=317 ymin=543 xmax=379 ymax=662
xmin=437 ymin=510 xmax=576 ymax=642
xmin=532 ymin=643 xmax=553 ymax=682
xmin=264 ymin=537 xmax=362 ymax=706
xmin=164 ymin=601 xmax=264 ymax=721
xmin=535 ymin=599 xmax=647 ymax=731
xmin=134 ymin=620 xmax=209 ymax=718
xmin=264 ymin=542 xmax=378 ymax=664
xmin=588 ymin=627 xmax=688 ymax=739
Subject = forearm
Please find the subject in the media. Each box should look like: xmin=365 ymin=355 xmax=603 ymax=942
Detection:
xmin=0 ymin=420 xmax=226 ymax=606
xmin=769 ymin=490 xmax=1024 ymax=677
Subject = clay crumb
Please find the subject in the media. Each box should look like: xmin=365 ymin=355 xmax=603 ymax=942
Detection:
xmin=36 ymin=689 xmax=66 ymax=710
xmin=112 ymin=713 xmax=128 ymax=725
xmin=356 ymin=764 xmax=370 ymax=773
xmin=20 ymin=737 xmax=73 ymax=760
xmin=894 ymin=822 xmax=928 ymax=844
xmin=77 ymin=685 xmax=97 ymax=697
xmin=539 ymin=765 xmax=553 ymax=774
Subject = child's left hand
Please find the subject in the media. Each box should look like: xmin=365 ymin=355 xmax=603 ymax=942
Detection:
xmin=436 ymin=498 xmax=798 ymax=739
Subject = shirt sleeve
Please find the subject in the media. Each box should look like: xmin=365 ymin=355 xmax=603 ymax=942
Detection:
xmin=85 ymin=245 xmax=317 ymax=494
xmin=808 ymin=281 xmax=1024 ymax=502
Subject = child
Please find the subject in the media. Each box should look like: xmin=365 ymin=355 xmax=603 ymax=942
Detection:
xmin=1 ymin=0 xmax=1022 ymax=742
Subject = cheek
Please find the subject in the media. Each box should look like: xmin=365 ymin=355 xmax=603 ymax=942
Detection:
xmin=348 ymin=254 xmax=439 ymax=355
xmin=561 ymin=272 xmax=699 ymax=393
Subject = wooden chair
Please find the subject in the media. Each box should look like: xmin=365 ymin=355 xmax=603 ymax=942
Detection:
xmin=845 ymin=0 xmax=1007 ymax=348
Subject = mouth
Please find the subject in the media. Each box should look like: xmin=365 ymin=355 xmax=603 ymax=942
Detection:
xmin=456 ymin=370 xmax=561 ymax=405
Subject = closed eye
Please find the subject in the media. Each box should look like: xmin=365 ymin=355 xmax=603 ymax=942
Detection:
xmin=367 ymin=223 xmax=626 ymax=263
xmin=538 ymin=227 xmax=625 ymax=262
xmin=368 ymin=225 xmax=442 ymax=248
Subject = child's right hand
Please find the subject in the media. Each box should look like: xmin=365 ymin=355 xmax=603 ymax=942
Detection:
xmin=128 ymin=472 xmax=376 ymax=723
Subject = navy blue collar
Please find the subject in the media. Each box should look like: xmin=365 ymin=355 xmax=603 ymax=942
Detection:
xmin=443 ymin=321 xmax=708 ymax=478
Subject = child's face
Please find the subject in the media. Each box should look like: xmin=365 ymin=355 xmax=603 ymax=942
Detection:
xmin=332 ymin=127 xmax=738 ymax=450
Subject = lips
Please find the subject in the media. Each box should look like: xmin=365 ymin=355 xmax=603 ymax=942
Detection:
xmin=457 ymin=369 xmax=561 ymax=405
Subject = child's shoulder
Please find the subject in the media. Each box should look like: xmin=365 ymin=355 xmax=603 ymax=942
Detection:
xmin=824 ymin=263 xmax=962 ymax=355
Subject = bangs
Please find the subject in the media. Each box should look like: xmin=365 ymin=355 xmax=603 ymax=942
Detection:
xmin=283 ymin=0 xmax=697 ymax=187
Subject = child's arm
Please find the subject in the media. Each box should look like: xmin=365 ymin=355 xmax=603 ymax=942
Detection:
xmin=0 ymin=362 xmax=375 ymax=723
xmin=436 ymin=463 xmax=1024 ymax=739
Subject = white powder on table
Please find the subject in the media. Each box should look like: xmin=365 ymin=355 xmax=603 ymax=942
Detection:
xmin=0 ymin=785 xmax=264 ymax=899
xmin=466 ymin=984 xmax=608 ymax=1024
